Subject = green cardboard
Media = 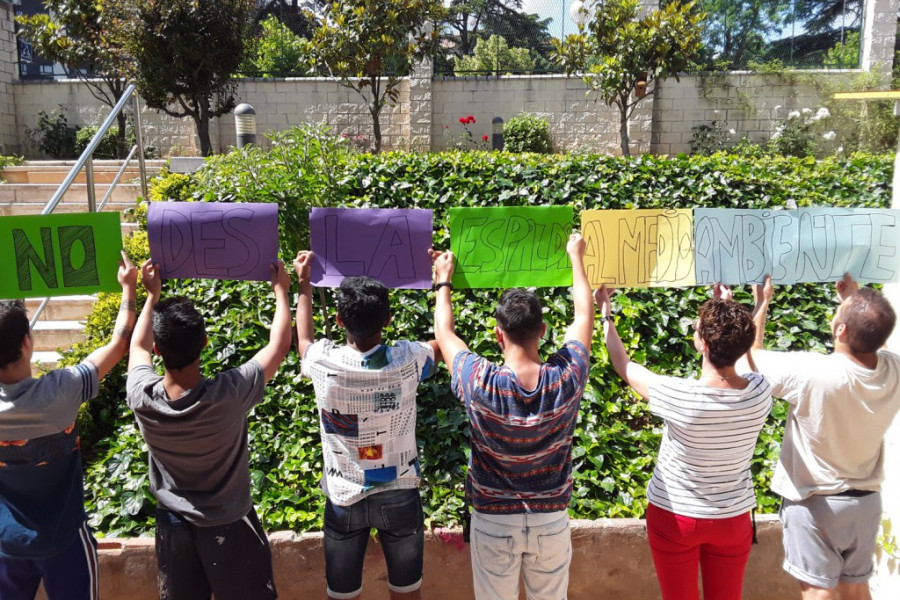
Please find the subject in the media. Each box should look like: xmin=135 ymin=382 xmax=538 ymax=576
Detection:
xmin=0 ymin=213 xmax=123 ymax=299
xmin=449 ymin=206 xmax=573 ymax=288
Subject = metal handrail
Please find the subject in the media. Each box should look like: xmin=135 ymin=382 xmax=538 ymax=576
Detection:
xmin=29 ymin=83 xmax=148 ymax=328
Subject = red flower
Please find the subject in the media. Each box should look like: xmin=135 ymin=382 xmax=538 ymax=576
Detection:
xmin=467 ymin=115 xmax=476 ymax=124
xmin=482 ymin=135 xmax=489 ymax=142
xmin=459 ymin=117 xmax=466 ymax=124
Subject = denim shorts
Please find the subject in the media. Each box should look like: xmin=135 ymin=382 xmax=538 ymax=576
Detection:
xmin=470 ymin=510 xmax=571 ymax=600
xmin=323 ymin=488 xmax=424 ymax=599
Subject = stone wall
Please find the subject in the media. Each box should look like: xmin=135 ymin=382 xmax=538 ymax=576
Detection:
xmin=0 ymin=1 xmax=18 ymax=155
xmin=37 ymin=516 xmax=796 ymax=600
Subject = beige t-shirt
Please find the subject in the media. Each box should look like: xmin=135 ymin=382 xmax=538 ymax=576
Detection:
xmin=754 ymin=349 xmax=900 ymax=501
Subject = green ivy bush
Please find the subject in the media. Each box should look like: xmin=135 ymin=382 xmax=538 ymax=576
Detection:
xmin=503 ymin=113 xmax=553 ymax=153
xmin=64 ymin=127 xmax=893 ymax=535
xmin=26 ymin=106 xmax=79 ymax=159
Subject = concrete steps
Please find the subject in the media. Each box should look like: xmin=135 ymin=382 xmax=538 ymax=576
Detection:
xmin=1 ymin=159 xmax=166 ymax=185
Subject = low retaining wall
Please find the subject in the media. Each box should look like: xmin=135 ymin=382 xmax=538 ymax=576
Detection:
xmin=39 ymin=515 xmax=796 ymax=600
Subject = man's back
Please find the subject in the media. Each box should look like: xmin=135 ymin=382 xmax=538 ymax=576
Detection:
xmin=755 ymin=349 xmax=900 ymax=500
xmin=125 ymin=360 xmax=266 ymax=526
xmin=303 ymin=339 xmax=435 ymax=505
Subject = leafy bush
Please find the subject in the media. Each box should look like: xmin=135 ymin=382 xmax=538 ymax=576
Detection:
xmin=26 ymin=106 xmax=79 ymax=159
xmin=74 ymin=126 xmax=137 ymax=160
xmin=240 ymin=14 xmax=312 ymax=77
xmin=503 ymin=113 xmax=552 ymax=154
xmin=454 ymin=34 xmax=536 ymax=75
xmin=65 ymin=129 xmax=893 ymax=535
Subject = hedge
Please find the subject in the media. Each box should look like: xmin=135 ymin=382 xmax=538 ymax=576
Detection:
xmin=62 ymin=125 xmax=894 ymax=536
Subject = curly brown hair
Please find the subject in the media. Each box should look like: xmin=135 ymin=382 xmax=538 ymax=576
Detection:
xmin=696 ymin=299 xmax=756 ymax=368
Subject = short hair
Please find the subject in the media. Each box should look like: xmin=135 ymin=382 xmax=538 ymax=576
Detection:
xmin=841 ymin=288 xmax=896 ymax=354
xmin=337 ymin=276 xmax=390 ymax=341
xmin=152 ymin=297 xmax=206 ymax=370
xmin=495 ymin=289 xmax=543 ymax=345
xmin=0 ymin=301 xmax=29 ymax=369
xmin=696 ymin=299 xmax=756 ymax=368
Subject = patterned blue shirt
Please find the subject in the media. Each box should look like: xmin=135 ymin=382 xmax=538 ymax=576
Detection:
xmin=451 ymin=341 xmax=589 ymax=514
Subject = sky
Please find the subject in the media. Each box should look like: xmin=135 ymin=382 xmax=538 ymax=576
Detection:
xmin=521 ymin=0 xmax=583 ymax=39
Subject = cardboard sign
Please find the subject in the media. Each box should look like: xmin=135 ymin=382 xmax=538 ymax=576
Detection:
xmin=582 ymin=209 xmax=695 ymax=287
xmin=693 ymin=208 xmax=900 ymax=285
xmin=0 ymin=213 xmax=122 ymax=299
xmin=309 ymin=208 xmax=434 ymax=289
xmin=449 ymin=206 xmax=573 ymax=288
xmin=147 ymin=202 xmax=279 ymax=281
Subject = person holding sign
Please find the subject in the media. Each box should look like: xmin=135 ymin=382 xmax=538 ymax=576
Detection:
xmin=125 ymin=259 xmax=293 ymax=600
xmin=595 ymin=284 xmax=772 ymax=600
xmin=294 ymin=251 xmax=441 ymax=600
xmin=0 ymin=251 xmax=137 ymax=600
xmin=430 ymin=233 xmax=593 ymax=600
xmin=749 ymin=276 xmax=900 ymax=600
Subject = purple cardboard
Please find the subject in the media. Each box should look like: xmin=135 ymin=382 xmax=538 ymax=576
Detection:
xmin=148 ymin=202 xmax=279 ymax=281
xmin=310 ymin=208 xmax=434 ymax=289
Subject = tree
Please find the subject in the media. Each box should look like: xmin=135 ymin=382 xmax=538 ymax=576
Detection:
xmin=553 ymin=0 xmax=704 ymax=156
xmin=442 ymin=1 xmax=552 ymax=66
xmin=307 ymin=0 xmax=445 ymax=153
xmin=454 ymin=35 xmax=535 ymax=75
xmin=121 ymin=0 xmax=255 ymax=156
xmin=16 ymin=0 xmax=131 ymax=158
xmin=241 ymin=14 xmax=311 ymax=76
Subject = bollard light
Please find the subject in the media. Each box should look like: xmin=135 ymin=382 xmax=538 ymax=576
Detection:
xmin=235 ymin=103 xmax=257 ymax=149
xmin=492 ymin=116 xmax=504 ymax=151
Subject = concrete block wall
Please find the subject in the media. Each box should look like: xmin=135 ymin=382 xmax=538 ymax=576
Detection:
xmin=37 ymin=516 xmax=796 ymax=600
xmin=0 ymin=1 xmax=18 ymax=155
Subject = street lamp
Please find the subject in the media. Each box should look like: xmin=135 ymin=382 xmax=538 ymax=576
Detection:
xmin=570 ymin=0 xmax=590 ymax=28
xmin=234 ymin=103 xmax=257 ymax=149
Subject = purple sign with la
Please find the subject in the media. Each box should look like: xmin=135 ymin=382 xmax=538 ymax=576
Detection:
xmin=148 ymin=202 xmax=279 ymax=281
xmin=310 ymin=208 xmax=433 ymax=289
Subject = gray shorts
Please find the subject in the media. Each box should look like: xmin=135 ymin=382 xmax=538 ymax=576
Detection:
xmin=781 ymin=492 xmax=882 ymax=589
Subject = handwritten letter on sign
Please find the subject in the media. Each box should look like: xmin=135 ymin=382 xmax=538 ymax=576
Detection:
xmin=309 ymin=208 xmax=434 ymax=289
xmin=449 ymin=206 xmax=573 ymax=289
xmin=0 ymin=213 xmax=122 ymax=299
xmin=148 ymin=202 xmax=279 ymax=281
xmin=582 ymin=209 xmax=695 ymax=288
xmin=693 ymin=208 xmax=900 ymax=285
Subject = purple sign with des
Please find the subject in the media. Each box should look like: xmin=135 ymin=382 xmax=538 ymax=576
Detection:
xmin=310 ymin=208 xmax=434 ymax=289
xmin=148 ymin=202 xmax=279 ymax=281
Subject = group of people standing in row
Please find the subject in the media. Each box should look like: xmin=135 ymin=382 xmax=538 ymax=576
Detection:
xmin=0 ymin=231 xmax=898 ymax=600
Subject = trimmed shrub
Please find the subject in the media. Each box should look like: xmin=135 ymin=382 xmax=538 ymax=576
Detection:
xmin=64 ymin=127 xmax=893 ymax=535
xmin=504 ymin=113 xmax=552 ymax=153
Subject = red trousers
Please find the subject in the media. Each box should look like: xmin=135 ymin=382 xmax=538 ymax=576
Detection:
xmin=645 ymin=503 xmax=753 ymax=600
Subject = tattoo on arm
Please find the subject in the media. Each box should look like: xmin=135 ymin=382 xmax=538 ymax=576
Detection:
xmin=120 ymin=300 xmax=137 ymax=313
xmin=115 ymin=325 xmax=134 ymax=342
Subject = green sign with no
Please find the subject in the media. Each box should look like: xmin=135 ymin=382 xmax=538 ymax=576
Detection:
xmin=0 ymin=212 xmax=123 ymax=299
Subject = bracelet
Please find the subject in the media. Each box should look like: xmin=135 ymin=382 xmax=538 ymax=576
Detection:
xmin=434 ymin=281 xmax=453 ymax=291
xmin=599 ymin=315 xmax=615 ymax=324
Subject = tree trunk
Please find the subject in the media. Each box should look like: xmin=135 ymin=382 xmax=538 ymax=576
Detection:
xmin=196 ymin=98 xmax=213 ymax=157
xmin=619 ymin=104 xmax=630 ymax=157
xmin=372 ymin=105 xmax=382 ymax=153
xmin=115 ymin=111 xmax=129 ymax=160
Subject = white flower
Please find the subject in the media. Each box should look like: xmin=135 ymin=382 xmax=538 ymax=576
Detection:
xmin=774 ymin=105 xmax=782 ymax=111
xmin=837 ymin=146 xmax=844 ymax=153
xmin=823 ymin=131 xmax=837 ymax=141
xmin=787 ymin=110 xmax=801 ymax=120
xmin=812 ymin=107 xmax=830 ymax=121
xmin=771 ymin=125 xmax=784 ymax=140
xmin=802 ymin=107 xmax=813 ymax=115
xmin=728 ymin=129 xmax=736 ymax=135
xmin=713 ymin=109 xmax=720 ymax=114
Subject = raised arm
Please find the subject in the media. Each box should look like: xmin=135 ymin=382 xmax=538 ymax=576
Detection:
xmin=431 ymin=249 xmax=469 ymax=367
xmin=595 ymin=285 xmax=656 ymax=400
xmin=751 ymin=276 xmax=774 ymax=351
xmin=128 ymin=259 xmax=161 ymax=372
xmin=564 ymin=233 xmax=594 ymax=349
xmin=85 ymin=251 xmax=137 ymax=379
xmin=294 ymin=250 xmax=315 ymax=358
xmin=252 ymin=260 xmax=293 ymax=383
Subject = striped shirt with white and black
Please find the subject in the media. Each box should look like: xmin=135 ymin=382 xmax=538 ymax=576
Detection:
xmin=646 ymin=372 xmax=773 ymax=519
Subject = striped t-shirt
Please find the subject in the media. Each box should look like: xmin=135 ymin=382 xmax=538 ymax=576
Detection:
xmin=451 ymin=341 xmax=589 ymax=514
xmin=646 ymin=373 xmax=772 ymax=519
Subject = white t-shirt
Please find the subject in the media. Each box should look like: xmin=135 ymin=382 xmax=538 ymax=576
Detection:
xmin=754 ymin=349 xmax=900 ymax=501
xmin=646 ymin=373 xmax=773 ymax=518
xmin=302 ymin=339 xmax=435 ymax=506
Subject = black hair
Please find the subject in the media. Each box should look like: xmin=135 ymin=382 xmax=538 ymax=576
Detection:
xmin=152 ymin=297 xmax=206 ymax=370
xmin=842 ymin=287 xmax=896 ymax=354
xmin=696 ymin=299 xmax=756 ymax=368
xmin=495 ymin=288 xmax=543 ymax=344
xmin=337 ymin=276 xmax=390 ymax=341
xmin=0 ymin=300 xmax=29 ymax=369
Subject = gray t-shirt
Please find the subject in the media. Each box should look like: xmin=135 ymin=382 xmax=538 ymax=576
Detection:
xmin=126 ymin=360 xmax=265 ymax=526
